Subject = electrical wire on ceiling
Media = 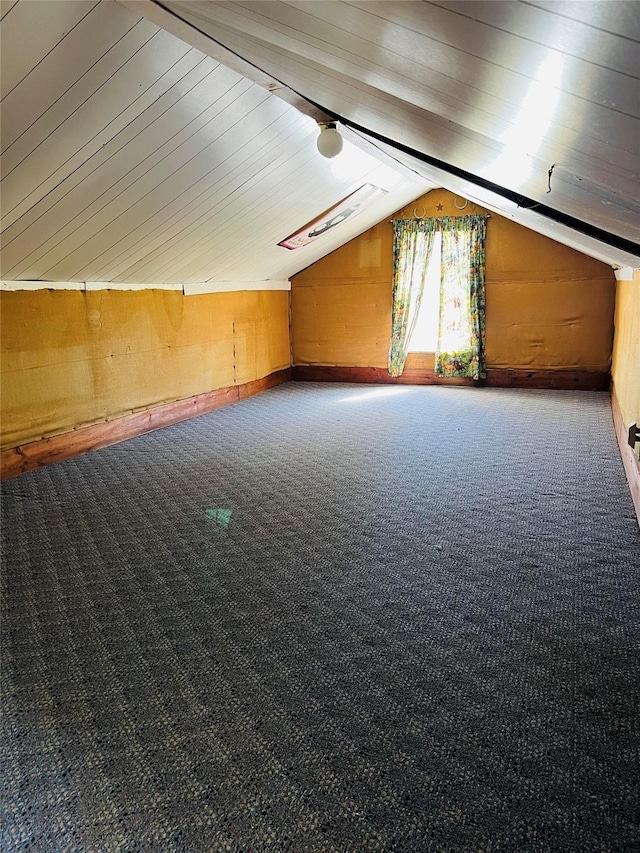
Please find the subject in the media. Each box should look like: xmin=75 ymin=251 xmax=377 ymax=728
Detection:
xmin=150 ymin=0 xmax=640 ymax=261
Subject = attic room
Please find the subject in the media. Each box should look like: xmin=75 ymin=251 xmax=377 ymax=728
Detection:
xmin=1 ymin=1 xmax=639 ymax=851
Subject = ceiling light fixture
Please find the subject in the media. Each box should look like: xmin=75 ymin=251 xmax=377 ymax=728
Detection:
xmin=316 ymin=121 xmax=343 ymax=158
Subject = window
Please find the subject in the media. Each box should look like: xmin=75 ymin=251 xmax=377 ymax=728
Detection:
xmin=388 ymin=215 xmax=487 ymax=379
xmin=407 ymin=231 xmax=441 ymax=353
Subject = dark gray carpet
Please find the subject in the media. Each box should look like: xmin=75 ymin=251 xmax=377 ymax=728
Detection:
xmin=2 ymin=383 xmax=639 ymax=852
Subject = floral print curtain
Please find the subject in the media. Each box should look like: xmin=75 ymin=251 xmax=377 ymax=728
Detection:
xmin=388 ymin=218 xmax=437 ymax=377
xmin=435 ymin=215 xmax=488 ymax=380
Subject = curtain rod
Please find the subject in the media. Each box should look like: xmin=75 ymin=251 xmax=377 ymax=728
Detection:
xmin=390 ymin=213 xmax=491 ymax=222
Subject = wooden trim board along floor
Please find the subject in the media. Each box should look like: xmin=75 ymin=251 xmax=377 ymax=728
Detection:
xmin=291 ymin=365 xmax=610 ymax=391
xmin=611 ymin=383 xmax=640 ymax=527
xmin=1 ymin=369 xmax=291 ymax=480
xmin=2 ymin=366 xmax=616 ymax=482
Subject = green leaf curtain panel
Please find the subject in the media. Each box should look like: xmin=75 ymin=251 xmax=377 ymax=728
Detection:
xmin=388 ymin=214 xmax=488 ymax=380
xmin=435 ymin=216 xmax=488 ymax=380
xmin=388 ymin=219 xmax=437 ymax=377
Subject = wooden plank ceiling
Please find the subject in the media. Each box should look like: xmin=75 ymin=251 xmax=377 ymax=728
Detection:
xmin=145 ymin=0 xmax=640 ymax=269
xmin=0 ymin=0 xmax=432 ymax=287
xmin=1 ymin=0 xmax=638 ymax=287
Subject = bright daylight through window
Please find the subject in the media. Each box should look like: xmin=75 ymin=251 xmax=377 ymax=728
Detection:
xmin=407 ymin=231 xmax=441 ymax=353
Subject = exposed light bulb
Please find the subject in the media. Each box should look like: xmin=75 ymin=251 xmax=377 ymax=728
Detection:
xmin=316 ymin=122 xmax=343 ymax=158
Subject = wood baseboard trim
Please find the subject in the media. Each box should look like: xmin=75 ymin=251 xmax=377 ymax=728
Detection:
xmin=1 ymin=368 xmax=291 ymax=480
xmin=485 ymin=368 xmax=609 ymax=390
xmin=292 ymin=365 xmax=476 ymax=385
xmin=611 ymin=383 xmax=640 ymax=528
xmin=292 ymin=365 xmax=609 ymax=391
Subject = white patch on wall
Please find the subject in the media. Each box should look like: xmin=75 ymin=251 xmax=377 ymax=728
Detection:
xmin=1 ymin=280 xmax=291 ymax=293
xmin=183 ymin=280 xmax=291 ymax=295
xmin=613 ymin=268 xmax=636 ymax=281
xmin=1 ymin=280 xmax=85 ymax=291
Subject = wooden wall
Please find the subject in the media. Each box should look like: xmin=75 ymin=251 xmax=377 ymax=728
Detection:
xmin=1 ymin=288 xmax=290 ymax=452
xmin=611 ymin=269 xmax=640 ymax=522
xmin=291 ymin=189 xmax=615 ymax=388
xmin=612 ymin=271 xmax=640 ymax=434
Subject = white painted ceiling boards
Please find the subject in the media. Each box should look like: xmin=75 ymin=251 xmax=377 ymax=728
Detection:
xmin=1 ymin=0 xmax=639 ymax=290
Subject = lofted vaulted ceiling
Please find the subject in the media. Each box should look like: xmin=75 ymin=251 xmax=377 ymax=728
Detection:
xmin=1 ymin=0 xmax=639 ymax=288
xmin=0 ymin=0 xmax=432 ymax=287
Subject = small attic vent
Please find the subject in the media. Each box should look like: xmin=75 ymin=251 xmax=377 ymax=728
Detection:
xmin=278 ymin=184 xmax=387 ymax=250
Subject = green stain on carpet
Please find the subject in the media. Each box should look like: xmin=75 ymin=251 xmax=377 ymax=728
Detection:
xmin=205 ymin=508 xmax=232 ymax=528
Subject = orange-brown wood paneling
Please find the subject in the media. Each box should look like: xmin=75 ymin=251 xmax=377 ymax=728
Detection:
xmin=1 ymin=368 xmax=291 ymax=480
xmin=610 ymin=270 xmax=640 ymax=526
xmin=291 ymin=188 xmax=616 ymax=380
xmin=1 ymin=288 xmax=291 ymax=450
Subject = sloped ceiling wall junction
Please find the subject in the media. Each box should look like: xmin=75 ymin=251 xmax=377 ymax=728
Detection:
xmin=1 ymin=0 xmax=639 ymax=284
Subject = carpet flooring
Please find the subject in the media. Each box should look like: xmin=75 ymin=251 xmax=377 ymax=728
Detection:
xmin=2 ymin=383 xmax=639 ymax=852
